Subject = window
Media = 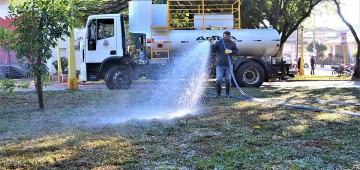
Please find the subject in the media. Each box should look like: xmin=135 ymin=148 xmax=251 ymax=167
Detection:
xmin=97 ymin=19 xmax=114 ymax=40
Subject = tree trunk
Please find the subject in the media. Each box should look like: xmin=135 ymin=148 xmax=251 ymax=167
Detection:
xmin=36 ymin=55 xmax=44 ymax=109
xmin=333 ymin=0 xmax=360 ymax=80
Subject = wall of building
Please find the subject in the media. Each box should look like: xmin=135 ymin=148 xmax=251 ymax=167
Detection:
xmin=0 ymin=0 xmax=10 ymax=19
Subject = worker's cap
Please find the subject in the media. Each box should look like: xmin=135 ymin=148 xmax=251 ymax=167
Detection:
xmin=223 ymin=31 xmax=231 ymax=36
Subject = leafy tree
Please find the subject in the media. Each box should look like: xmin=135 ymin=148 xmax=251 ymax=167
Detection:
xmin=240 ymin=0 xmax=324 ymax=56
xmin=9 ymin=0 xmax=77 ymax=109
xmin=332 ymin=0 xmax=360 ymax=80
xmin=75 ymin=0 xmax=128 ymax=25
xmin=0 ymin=27 xmax=15 ymax=64
xmin=306 ymin=40 xmax=327 ymax=56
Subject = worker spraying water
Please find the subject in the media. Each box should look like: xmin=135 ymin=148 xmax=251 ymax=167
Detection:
xmin=210 ymin=31 xmax=238 ymax=98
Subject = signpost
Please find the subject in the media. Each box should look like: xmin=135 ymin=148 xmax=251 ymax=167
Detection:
xmin=340 ymin=32 xmax=347 ymax=76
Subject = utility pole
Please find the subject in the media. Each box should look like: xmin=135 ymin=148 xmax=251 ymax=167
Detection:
xmin=67 ymin=3 xmax=78 ymax=90
xmin=57 ymin=39 xmax=62 ymax=75
xmin=296 ymin=29 xmax=299 ymax=73
xmin=313 ymin=13 xmax=316 ymax=56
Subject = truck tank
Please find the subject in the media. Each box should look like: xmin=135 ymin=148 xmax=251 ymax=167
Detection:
xmin=144 ymin=29 xmax=280 ymax=57
xmin=128 ymin=0 xmax=280 ymax=58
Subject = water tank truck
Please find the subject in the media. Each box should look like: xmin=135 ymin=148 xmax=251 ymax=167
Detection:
xmin=79 ymin=0 xmax=294 ymax=89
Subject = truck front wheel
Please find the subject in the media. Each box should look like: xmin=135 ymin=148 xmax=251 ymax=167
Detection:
xmin=105 ymin=66 xmax=132 ymax=90
xmin=235 ymin=62 xmax=265 ymax=87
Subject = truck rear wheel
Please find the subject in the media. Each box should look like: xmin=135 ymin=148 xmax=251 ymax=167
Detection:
xmin=235 ymin=62 xmax=265 ymax=87
xmin=105 ymin=66 xmax=132 ymax=90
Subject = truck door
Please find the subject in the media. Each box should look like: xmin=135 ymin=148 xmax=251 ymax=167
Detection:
xmin=85 ymin=18 xmax=117 ymax=63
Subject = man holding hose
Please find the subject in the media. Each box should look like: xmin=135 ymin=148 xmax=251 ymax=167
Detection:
xmin=210 ymin=31 xmax=238 ymax=98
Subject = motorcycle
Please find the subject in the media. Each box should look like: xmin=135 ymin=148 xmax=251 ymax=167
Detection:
xmin=332 ymin=64 xmax=354 ymax=76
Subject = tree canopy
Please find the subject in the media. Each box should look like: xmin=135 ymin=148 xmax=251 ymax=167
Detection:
xmin=306 ymin=40 xmax=328 ymax=56
xmin=241 ymin=0 xmax=324 ymax=55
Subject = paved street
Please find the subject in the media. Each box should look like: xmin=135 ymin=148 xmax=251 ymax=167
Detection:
xmin=293 ymin=64 xmax=337 ymax=76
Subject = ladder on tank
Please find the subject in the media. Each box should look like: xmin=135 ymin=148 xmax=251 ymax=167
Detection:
xmin=150 ymin=26 xmax=170 ymax=60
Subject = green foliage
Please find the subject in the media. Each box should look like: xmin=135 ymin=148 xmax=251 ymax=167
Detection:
xmin=52 ymin=57 xmax=68 ymax=73
xmin=241 ymin=0 xmax=324 ymax=56
xmin=0 ymin=27 xmax=15 ymax=53
xmin=0 ymin=79 xmax=29 ymax=93
xmin=306 ymin=40 xmax=328 ymax=56
xmin=352 ymin=49 xmax=358 ymax=57
xmin=17 ymin=81 xmax=30 ymax=89
xmin=0 ymin=78 xmax=16 ymax=93
xmin=240 ymin=0 xmax=267 ymax=28
xmin=75 ymin=0 xmax=128 ymax=24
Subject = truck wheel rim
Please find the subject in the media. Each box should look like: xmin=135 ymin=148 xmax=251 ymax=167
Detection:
xmin=113 ymin=71 xmax=125 ymax=84
xmin=243 ymin=68 xmax=260 ymax=85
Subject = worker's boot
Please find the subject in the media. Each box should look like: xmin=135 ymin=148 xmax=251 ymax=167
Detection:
xmin=226 ymin=83 xmax=230 ymax=98
xmin=216 ymin=83 xmax=221 ymax=98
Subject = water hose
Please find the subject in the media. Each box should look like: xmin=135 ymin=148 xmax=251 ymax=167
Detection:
xmin=220 ymin=39 xmax=253 ymax=99
xmin=209 ymin=38 xmax=360 ymax=117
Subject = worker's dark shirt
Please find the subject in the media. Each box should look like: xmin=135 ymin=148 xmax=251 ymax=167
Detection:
xmin=211 ymin=39 xmax=238 ymax=66
xmin=310 ymin=58 xmax=316 ymax=67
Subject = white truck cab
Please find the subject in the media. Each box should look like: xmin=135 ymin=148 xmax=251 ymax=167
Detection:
xmin=79 ymin=14 xmax=132 ymax=89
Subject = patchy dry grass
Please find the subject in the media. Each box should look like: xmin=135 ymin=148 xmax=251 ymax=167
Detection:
xmin=0 ymin=86 xmax=360 ymax=169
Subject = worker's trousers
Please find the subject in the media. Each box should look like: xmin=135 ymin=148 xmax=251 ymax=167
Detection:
xmin=216 ymin=65 xmax=231 ymax=96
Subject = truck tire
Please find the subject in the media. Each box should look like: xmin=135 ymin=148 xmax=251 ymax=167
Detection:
xmin=235 ymin=62 xmax=265 ymax=87
xmin=105 ymin=66 xmax=132 ymax=90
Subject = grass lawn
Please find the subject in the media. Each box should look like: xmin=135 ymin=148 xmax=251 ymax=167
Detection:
xmin=290 ymin=75 xmax=352 ymax=81
xmin=0 ymin=86 xmax=360 ymax=169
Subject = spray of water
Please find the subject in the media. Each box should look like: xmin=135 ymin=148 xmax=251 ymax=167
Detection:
xmin=79 ymin=41 xmax=211 ymax=125
xmin=143 ymin=41 xmax=211 ymax=119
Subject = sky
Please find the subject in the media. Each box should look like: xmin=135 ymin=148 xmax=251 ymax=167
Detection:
xmin=308 ymin=0 xmax=360 ymax=29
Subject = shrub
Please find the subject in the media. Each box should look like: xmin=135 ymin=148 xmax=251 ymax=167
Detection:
xmin=0 ymin=79 xmax=29 ymax=93
xmin=52 ymin=57 xmax=68 ymax=73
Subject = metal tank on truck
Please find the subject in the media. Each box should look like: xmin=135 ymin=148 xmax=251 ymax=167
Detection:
xmin=79 ymin=0 xmax=294 ymax=89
